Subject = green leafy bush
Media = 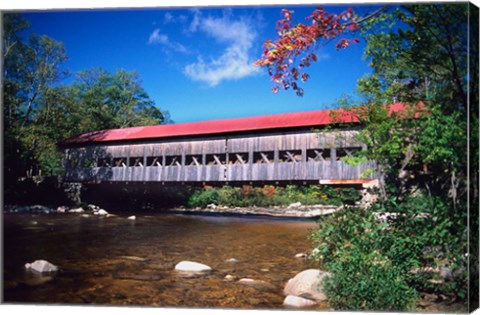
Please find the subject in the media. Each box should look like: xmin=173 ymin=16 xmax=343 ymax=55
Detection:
xmin=186 ymin=185 xmax=359 ymax=208
xmin=187 ymin=187 xmax=220 ymax=208
xmin=311 ymin=194 xmax=469 ymax=311
xmin=323 ymin=246 xmax=417 ymax=311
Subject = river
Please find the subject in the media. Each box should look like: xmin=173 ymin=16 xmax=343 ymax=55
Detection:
xmin=3 ymin=211 xmax=325 ymax=310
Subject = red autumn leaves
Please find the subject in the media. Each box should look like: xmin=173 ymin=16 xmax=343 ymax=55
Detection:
xmin=254 ymin=7 xmax=359 ymax=96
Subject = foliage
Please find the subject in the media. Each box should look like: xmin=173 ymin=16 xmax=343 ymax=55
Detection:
xmin=323 ymin=246 xmax=417 ymax=311
xmin=312 ymin=193 xmax=468 ymax=310
xmin=311 ymin=207 xmax=417 ymax=310
xmin=253 ymin=7 xmax=359 ymax=96
xmin=187 ymin=185 xmax=360 ymax=208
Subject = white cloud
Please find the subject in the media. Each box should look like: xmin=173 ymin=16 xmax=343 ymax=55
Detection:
xmin=183 ymin=10 xmax=259 ymax=87
xmin=163 ymin=12 xmax=174 ymax=24
xmin=148 ymin=28 xmax=168 ymax=44
xmin=148 ymin=28 xmax=187 ymax=53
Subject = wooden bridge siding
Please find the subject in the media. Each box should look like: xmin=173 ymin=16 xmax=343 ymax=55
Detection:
xmin=63 ymin=129 xmax=377 ymax=182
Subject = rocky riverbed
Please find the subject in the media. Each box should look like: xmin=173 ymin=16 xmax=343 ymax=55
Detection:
xmin=3 ymin=204 xmax=468 ymax=312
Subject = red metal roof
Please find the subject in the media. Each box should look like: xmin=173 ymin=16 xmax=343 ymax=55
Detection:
xmin=62 ymin=102 xmax=413 ymax=145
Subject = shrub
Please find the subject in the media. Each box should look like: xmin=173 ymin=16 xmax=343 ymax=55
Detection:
xmin=323 ymin=246 xmax=417 ymax=311
xmin=187 ymin=187 xmax=219 ymax=208
xmin=311 ymin=193 xmax=469 ymax=311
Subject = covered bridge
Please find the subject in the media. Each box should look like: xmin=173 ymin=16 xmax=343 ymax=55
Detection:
xmin=59 ymin=103 xmax=409 ymax=186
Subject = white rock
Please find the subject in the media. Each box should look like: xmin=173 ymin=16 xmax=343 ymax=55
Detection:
xmin=206 ymin=203 xmax=217 ymax=209
xmin=295 ymin=253 xmax=307 ymax=259
xmin=287 ymin=202 xmax=302 ymax=209
xmin=224 ymin=274 xmax=236 ymax=281
xmin=225 ymin=258 xmax=239 ymax=263
xmin=68 ymin=208 xmax=85 ymax=213
xmin=56 ymin=206 xmax=68 ymax=213
xmin=25 ymin=260 xmax=58 ymax=273
xmin=88 ymin=204 xmax=100 ymax=211
xmin=96 ymin=209 xmax=109 ymax=216
xmin=284 ymin=269 xmax=331 ymax=302
xmin=127 ymin=216 xmax=136 ymax=220
xmin=283 ymin=295 xmax=318 ymax=308
xmin=174 ymin=261 xmax=212 ymax=273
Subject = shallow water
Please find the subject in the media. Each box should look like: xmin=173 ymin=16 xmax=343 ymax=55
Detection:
xmin=3 ymin=211 xmax=325 ymax=310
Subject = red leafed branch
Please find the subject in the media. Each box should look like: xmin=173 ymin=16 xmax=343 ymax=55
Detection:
xmin=254 ymin=7 xmax=359 ymax=96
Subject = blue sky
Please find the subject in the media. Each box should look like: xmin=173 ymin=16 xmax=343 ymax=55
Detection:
xmin=20 ymin=4 xmax=381 ymax=123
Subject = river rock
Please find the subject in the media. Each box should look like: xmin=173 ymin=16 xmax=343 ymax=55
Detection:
xmin=287 ymin=202 xmax=302 ymax=209
xmin=25 ymin=260 xmax=58 ymax=273
xmin=238 ymin=278 xmax=278 ymax=292
xmin=56 ymin=206 xmax=68 ymax=213
xmin=295 ymin=253 xmax=307 ymax=259
xmin=127 ymin=216 xmax=136 ymax=220
xmin=175 ymin=261 xmax=212 ymax=273
xmin=88 ymin=204 xmax=101 ymax=211
xmin=224 ymin=274 xmax=236 ymax=281
xmin=95 ymin=209 xmax=109 ymax=216
xmin=284 ymin=269 xmax=331 ymax=302
xmin=16 ymin=205 xmax=53 ymax=214
xmin=283 ymin=295 xmax=318 ymax=308
xmin=225 ymin=258 xmax=239 ymax=263
xmin=68 ymin=207 xmax=85 ymax=213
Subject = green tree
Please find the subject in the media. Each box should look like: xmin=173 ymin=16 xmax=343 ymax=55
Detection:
xmin=3 ymin=14 xmax=171 ymax=187
xmin=72 ymin=67 xmax=170 ymax=131
xmin=3 ymin=13 xmax=68 ymax=179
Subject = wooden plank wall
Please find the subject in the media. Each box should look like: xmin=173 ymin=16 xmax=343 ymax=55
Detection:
xmin=63 ymin=129 xmax=378 ymax=182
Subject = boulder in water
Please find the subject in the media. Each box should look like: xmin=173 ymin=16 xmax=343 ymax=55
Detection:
xmin=25 ymin=260 xmax=58 ymax=273
xmin=284 ymin=269 xmax=331 ymax=302
xmin=174 ymin=261 xmax=212 ymax=273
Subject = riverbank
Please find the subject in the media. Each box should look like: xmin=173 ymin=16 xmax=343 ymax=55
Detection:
xmin=3 ymin=202 xmax=341 ymax=219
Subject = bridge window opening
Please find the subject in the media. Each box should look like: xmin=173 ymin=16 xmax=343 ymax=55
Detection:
xmin=113 ymin=158 xmax=127 ymax=167
xmin=129 ymin=157 xmax=144 ymax=167
xmin=307 ymin=149 xmax=331 ymax=162
xmin=97 ymin=158 xmax=112 ymax=167
xmin=279 ymin=150 xmax=301 ymax=163
xmin=146 ymin=156 xmax=162 ymax=167
xmin=254 ymin=151 xmax=274 ymax=164
xmin=165 ymin=155 xmax=182 ymax=167
xmin=336 ymin=147 xmax=362 ymax=160
xmin=185 ymin=155 xmax=202 ymax=166
xmin=205 ymin=154 xmax=226 ymax=165
xmin=232 ymin=153 xmax=247 ymax=165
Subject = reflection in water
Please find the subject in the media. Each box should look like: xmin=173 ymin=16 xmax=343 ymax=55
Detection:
xmin=3 ymin=212 xmax=326 ymax=309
